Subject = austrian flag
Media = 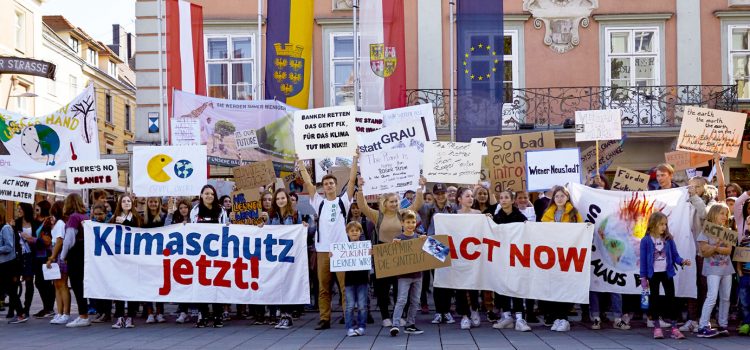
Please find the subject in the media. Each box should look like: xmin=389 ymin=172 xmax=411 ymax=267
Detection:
xmin=166 ymin=0 xmax=206 ymax=120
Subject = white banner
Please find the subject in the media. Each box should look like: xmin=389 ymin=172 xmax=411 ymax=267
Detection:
xmin=66 ymin=159 xmax=119 ymax=190
xmin=354 ymin=111 xmax=383 ymax=134
xmin=0 ymin=84 xmax=99 ymax=176
xmin=84 ymin=222 xmax=310 ymax=304
xmin=567 ymin=183 xmax=697 ymax=297
xmin=433 ymin=214 xmax=594 ymax=304
xmin=359 ymin=148 xmax=420 ymax=195
xmin=0 ymin=175 xmax=37 ymax=204
xmin=330 ymin=241 xmax=372 ymax=272
xmin=381 ymin=104 xmax=437 ymax=141
xmin=575 ymin=109 xmax=622 ymax=142
xmin=423 ymin=142 xmax=481 ymax=184
xmin=132 ymin=145 xmax=207 ymax=197
xmin=525 ymin=148 xmax=582 ymax=192
xmin=294 ymin=106 xmax=357 ymax=159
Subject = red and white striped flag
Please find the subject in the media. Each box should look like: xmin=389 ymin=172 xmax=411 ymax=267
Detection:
xmin=359 ymin=0 xmax=406 ymax=112
xmin=166 ymin=0 xmax=206 ymax=119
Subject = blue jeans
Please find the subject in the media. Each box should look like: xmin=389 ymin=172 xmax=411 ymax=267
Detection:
xmin=589 ymin=291 xmax=622 ymax=319
xmin=345 ymin=284 xmax=368 ymax=330
xmin=739 ymin=275 xmax=750 ymax=324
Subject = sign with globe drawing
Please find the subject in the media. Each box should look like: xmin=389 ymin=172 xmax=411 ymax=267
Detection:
xmin=133 ymin=145 xmax=207 ymax=197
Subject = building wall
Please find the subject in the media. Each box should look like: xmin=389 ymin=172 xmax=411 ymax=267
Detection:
xmin=0 ymin=0 xmax=45 ymax=115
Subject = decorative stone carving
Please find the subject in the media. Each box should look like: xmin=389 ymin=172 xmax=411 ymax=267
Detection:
xmin=523 ymin=0 xmax=599 ymax=53
xmin=333 ymin=0 xmax=354 ymax=10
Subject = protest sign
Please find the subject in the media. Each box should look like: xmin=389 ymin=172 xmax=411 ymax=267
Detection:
xmin=0 ymin=84 xmax=100 ymax=176
xmin=354 ymin=112 xmax=383 ymax=133
xmin=207 ymin=179 xmax=235 ymax=198
xmin=83 ymin=221 xmax=309 ymax=304
xmin=381 ymin=103 xmax=437 ymax=141
xmin=575 ymin=109 xmax=622 ymax=142
xmin=743 ymin=141 xmax=750 ymax=164
xmin=359 ymin=149 xmax=420 ymax=195
xmin=423 ymin=142 xmax=482 ymax=184
xmin=232 ymin=160 xmax=276 ymax=191
xmin=568 ymin=183 xmax=696 ymax=297
xmin=471 ymin=138 xmax=488 ymax=156
xmin=611 ymin=167 xmax=649 ymax=192
xmin=487 ymin=131 xmax=555 ymax=193
xmin=132 ymin=145 xmax=207 ymax=197
xmin=373 ymin=235 xmax=451 ymax=279
xmin=702 ymin=221 xmax=738 ymax=247
xmin=664 ymin=151 xmax=712 ymax=171
xmin=580 ymin=138 xmax=625 ymax=176
xmin=734 ymin=247 xmax=750 ymax=262
xmin=234 ymin=129 xmax=259 ymax=150
xmin=65 ymin=159 xmax=118 ymax=190
xmin=330 ymin=241 xmax=372 ymax=272
xmin=525 ymin=148 xmax=581 ymax=192
xmin=171 ymin=89 xmax=297 ymax=166
xmin=433 ymin=215 xmax=594 ymax=304
xmin=42 ymin=263 xmax=61 ymax=281
xmin=357 ymin=120 xmax=425 ymax=162
xmin=293 ymin=106 xmax=357 ymax=159
xmin=329 ymin=166 xmax=351 ymax=195
xmin=0 ymin=175 xmax=37 ymax=204
xmin=231 ymin=189 xmax=263 ymax=225
xmin=676 ymin=106 xmax=747 ymax=157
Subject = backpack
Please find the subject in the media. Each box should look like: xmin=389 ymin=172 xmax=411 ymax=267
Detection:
xmin=316 ymin=196 xmax=347 ymax=242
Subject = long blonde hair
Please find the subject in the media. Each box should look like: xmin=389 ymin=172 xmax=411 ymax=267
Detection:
xmin=379 ymin=193 xmax=399 ymax=214
xmin=646 ymin=211 xmax=673 ymax=240
xmin=706 ymin=202 xmax=730 ymax=227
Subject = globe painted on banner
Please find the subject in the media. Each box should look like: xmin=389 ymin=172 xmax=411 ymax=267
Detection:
xmin=462 ymin=41 xmax=500 ymax=82
xmin=174 ymin=159 xmax=194 ymax=179
xmin=272 ymin=43 xmax=305 ymax=97
xmin=21 ymin=124 xmax=60 ymax=166
xmin=369 ymin=43 xmax=397 ymax=78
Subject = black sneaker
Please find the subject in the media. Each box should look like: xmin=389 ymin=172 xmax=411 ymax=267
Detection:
xmin=390 ymin=326 xmax=400 ymax=336
xmin=213 ymin=316 xmax=224 ymax=328
xmin=32 ymin=310 xmax=48 ymax=319
xmin=717 ymin=327 xmax=730 ymax=336
xmin=487 ymin=311 xmax=499 ymax=323
xmin=195 ymin=316 xmax=207 ymax=328
xmin=291 ymin=310 xmax=301 ymax=320
xmin=404 ymin=325 xmax=424 ymax=334
xmin=314 ymin=320 xmax=330 ymax=330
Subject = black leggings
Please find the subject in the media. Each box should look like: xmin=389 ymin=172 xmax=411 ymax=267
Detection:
xmin=374 ymin=276 xmax=397 ymax=320
xmin=32 ymin=257 xmax=55 ymax=312
xmin=0 ymin=261 xmax=23 ymax=317
xmin=497 ymin=294 xmax=535 ymax=320
xmin=67 ymin=243 xmax=88 ymax=317
xmin=114 ymin=300 xmax=139 ymax=318
xmin=648 ymin=272 xmax=677 ymax=323
xmin=434 ymin=287 xmax=453 ymax=315
xmin=455 ymin=289 xmax=480 ymax=317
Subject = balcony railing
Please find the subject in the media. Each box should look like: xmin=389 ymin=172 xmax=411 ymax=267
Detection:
xmin=406 ymin=85 xmax=738 ymax=134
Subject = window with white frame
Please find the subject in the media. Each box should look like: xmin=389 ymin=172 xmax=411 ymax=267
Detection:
xmin=69 ymin=75 xmax=78 ymax=98
xmin=88 ymin=48 xmax=98 ymax=66
xmin=105 ymin=94 xmax=112 ymax=123
xmin=730 ymin=25 xmax=750 ymax=100
xmin=109 ymin=61 xmax=117 ymax=78
xmin=70 ymin=37 xmax=80 ymax=53
xmin=605 ymin=27 xmax=660 ymax=99
xmin=462 ymin=31 xmax=519 ymax=104
xmin=328 ymin=33 xmax=355 ymax=106
xmin=206 ymin=35 xmax=254 ymax=100
xmin=15 ymin=11 xmax=25 ymax=51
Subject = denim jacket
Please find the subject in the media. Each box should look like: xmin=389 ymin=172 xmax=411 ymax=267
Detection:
xmin=0 ymin=224 xmax=17 ymax=264
xmin=639 ymin=234 xmax=684 ymax=279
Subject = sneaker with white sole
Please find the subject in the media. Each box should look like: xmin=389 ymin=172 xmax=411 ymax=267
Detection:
xmin=613 ymin=318 xmax=631 ymax=330
xmin=125 ymin=317 xmax=135 ymax=328
xmin=591 ymin=317 xmax=601 ymax=330
xmin=382 ymin=318 xmax=392 ymax=327
xmin=550 ymin=319 xmax=561 ymax=331
xmin=647 ymin=319 xmax=655 ymax=328
xmin=49 ymin=314 xmax=61 ymax=324
xmin=356 ymin=327 xmax=365 ymax=336
xmin=156 ymin=314 xmax=166 ymax=323
xmin=146 ymin=314 xmax=156 ymax=324
xmin=658 ymin=318 xmax=670 ymax=328
xmin=495 ymin=313 xmax=514 ymax=329
xmin=347 ymin=328 xmax=358 ymax=337
xmin=112 ymin=317 xmax=125 ymax=329
xmin=679 ymin=320 xmax=697 ymax=333
xmin=444 ymin=313 xmax=456 ymax=324
xmin=431 ymin=313 xmax=443 ymax=324
xmin=390 ymin=326 xmax=400 ymax=336
xmin=176 ymin=312 xmax=189 ymax=324
xmin=556 ymin=319 xmax=570 ymax=332
xmin=65 ymin=317 xmax=91 ymax=328
xmin=470 ymin=310 xmax=481 ymax=327
xmin=515 ymin=318 xmax=531 ymax=332
xmin=460 ymin=316 xmax=471 ymax=330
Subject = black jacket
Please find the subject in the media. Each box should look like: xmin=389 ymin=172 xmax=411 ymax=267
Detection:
xmin=492 ymin=206 xmax=527 ymax=224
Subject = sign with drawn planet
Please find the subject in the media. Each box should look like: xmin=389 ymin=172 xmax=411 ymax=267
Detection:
xmin=132 ymin=145 xmax=208 ymax=197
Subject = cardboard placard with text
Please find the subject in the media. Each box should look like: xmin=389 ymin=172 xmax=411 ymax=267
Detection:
xmin=580 ymin=139 xmax=625 ymax=176
xmin=702 ymin=221 xmax=738 ymax=247
xmin=486 ymin=131 xmax=555 ymax=193
xmin=734 ymin=247 xmax=750 ymax=263
xmin=665 ymin=151 xmax=712 ymax=171
xmin=230 ymin=189 xmax=263 ymax=225
xmin=611 ymin=167 xmax=649 ymax=192
xmin=232 ymin=160 xmax=276 ymax=191
xmin=676 ymin=106 xmax=747 ymax=157
xmin=373 ymin=235 xmax=452 ymax=279
xmin=743 ymin=141 xmax=750 ymax=164
xmin=574 ymin=109 xmax=622 ymax=142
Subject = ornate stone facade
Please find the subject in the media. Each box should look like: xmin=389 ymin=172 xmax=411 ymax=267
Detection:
xmin=523 ymin=0 xmax=599 ymax=53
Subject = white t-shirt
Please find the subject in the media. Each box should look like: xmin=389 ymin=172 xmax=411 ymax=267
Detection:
xmin=20 ymin=227 xmax=32 ymax=254
xmin=51 ymin=220 xmax=65 ymax=248
xmin=520 ymin=206 xmax=536 ymax=222
xmin=311 ymin=192 xmax=351 ymax=252
xmin=653 ymin=237 xmax=667 ymax=273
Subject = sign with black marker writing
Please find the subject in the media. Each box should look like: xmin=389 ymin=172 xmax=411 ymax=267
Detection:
xmin=733 ymin=246 xmax=750 ymax=263
xmin=234 ymin=129 xmax=259 ymax=150
xmin=702 ymin=221 xmax=738 ymax=247
xmin=677 ymin=106 xmax=747 ymax=157
xmin=575 ymin=109 xmax=622 ymax=142
xmin=354 ymin=112 xmax=383 ymax=134
xmin=487 ymin=131 xmax=555 ymax=193
xmin=0 ymin=175 xmax=37 ymax=204
xmin=360 ymin=149 xmax=420 ymax=195
xmin=330 ymin=241 xmax=372 ymax=272
xmin=293 ymin=106 xmax=357 ymax=159
xmin=611 ymin=167 xmax=648 ymax=192
xmin=525 ymin=148 xmax=582 ymax=192
xmin=66 ymin=159 xmax=119 ymax=190
xmin=423 ymin=141 xmax=482 ymax=184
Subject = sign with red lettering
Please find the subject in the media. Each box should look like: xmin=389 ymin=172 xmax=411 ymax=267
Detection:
xmin=83 ymin=222 xmax=309 ymax=304
xmin=66 ymin=159 xmax=119 ymax=190
xmin=433 ymin=214 xmax=594 ymax=304
xmin=568 ymin=183 xmax=696 ymax=297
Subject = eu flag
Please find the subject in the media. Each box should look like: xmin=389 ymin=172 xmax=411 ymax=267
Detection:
xmin=456 ymin=0 xmax=504 ymax=141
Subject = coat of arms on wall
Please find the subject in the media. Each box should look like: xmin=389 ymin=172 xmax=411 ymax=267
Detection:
xmin=523 ymin=0 xmax=599 ymax=54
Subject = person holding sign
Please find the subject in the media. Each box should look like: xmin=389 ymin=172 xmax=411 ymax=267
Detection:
xmin=343 ymin=221 xmax=369 ymax=337
xmin=696 ymin=204 xmax=735 ymax=338
xmin=297 ymin=152 xmax=358 ymax=331
xmin=356 ymin=175 xmax=425 ymax=328
xmin=389 ymin=210 xmax=426 ymax=337
xmin=737 ymin=222 xmax=750 ymax=335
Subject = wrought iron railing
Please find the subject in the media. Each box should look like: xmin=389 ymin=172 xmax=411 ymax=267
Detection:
xmin=406 ymin=85 xmax=739 ymax=134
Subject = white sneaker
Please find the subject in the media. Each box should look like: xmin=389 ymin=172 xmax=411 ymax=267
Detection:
xmin=647 ymin=319 xmax=655 ymax=328
xmin=613 ymin=318 xmax=631 ymax=330
xmin=550 ymin=319 xmax=561 ymax=331
xmin=496 ymin=313 xmax=514 ymax=329
xmin=347 ymin=328 xmax=358 ymax=337
xmin=591 ymin=317 xmax=601 ymax=330
xmin=431 ymin=313 xmax=443 ymax=324
xmin=556 ymin=319 xmax=570 ymax=332
xmin=176 ymin=312 xmax=189 ymax=324
xmin=125 ymin=317 xmax=135 ymax=328
xmin=112 ymin=317 xmax=125 ymax=329
xmin=658 ymin=318 xmax=670 ymax=328
xmin=470 ymin=310 xmax=481 ymax=327
xmin=382 ymin=318 xmax=392 ymax=327
xmin=65 ymin=316 xmax=91 ymax=328
xmin=146 ymin=314 xmax=156 ymax=324
xmin=156 ymin=314 xmax=166 ymax=323
xmin=49 ymin=314 xmax=61 ymax=324
xmin=460 ymin=316 xmax=471 ymax=330
xmin=444 ymin=313 xmax=456 ymax=324
xmin=515 ymin=318 xmax=531 ymax=332
xmin=53 ymin=314 xmax=70 ymax=325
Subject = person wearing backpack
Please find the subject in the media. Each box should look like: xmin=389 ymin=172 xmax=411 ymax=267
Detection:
xmin=297 ymin=154 xmax=358 ymax=330
xmin=356 ymin=176 xmax=426 ymax=328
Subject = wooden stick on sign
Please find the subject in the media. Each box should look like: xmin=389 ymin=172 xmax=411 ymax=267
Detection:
xmin=595 ymin=140 xmax=600 ymax=177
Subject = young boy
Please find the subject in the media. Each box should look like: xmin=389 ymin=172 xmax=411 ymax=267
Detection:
xmin=737 ymin=224 xmax=750 ymax=335
xmin=344 ymin=221 xmax=369 ymax=337
xmin=390 ymin=210 xmax=425 ymax=336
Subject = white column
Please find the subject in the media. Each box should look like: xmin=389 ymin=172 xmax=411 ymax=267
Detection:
xmin=417 ymin=0 xmax=444 ymax=89
xmin=676 ymin=0 xmax=702 ymax=85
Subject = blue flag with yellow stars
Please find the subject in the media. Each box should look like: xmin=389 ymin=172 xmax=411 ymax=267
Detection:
xmin=456 ymin=0 xmax=504 ymax=141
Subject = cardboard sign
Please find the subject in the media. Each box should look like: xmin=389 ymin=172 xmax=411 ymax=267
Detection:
xmin=525 ymin=148 xmax=582 ymax=192
xmin=66 ymin=159 xmax=118 ymax=190
xmin=293 ymin=106 xmax=357 ymax=159
xmin=373 ymin=235 xmax=452 ymax=278
xmin=676 ymin=106 xmax=747 ymax=157
xmin=423 ymin=141 xmax=482 ymax=184
xmin=330 ymin=241 xmax=372 ymax=272
xmin=702 ymin=221 xmax=738 ymax=247
xmin=733 ymin=246 xmax=750 ymax=263
xmin=611 ymin=167 xmax=649 ymax=192
xmin=360 ymin=149 xmax=420 ymax=195
xmin=471 ymin=138 xmax=488 ymax=156
xmin=381 ymin=103 xmax=437 ymax=141
xmin=234 ymin=129 xmax=259 ymax=150
xmin=575 ymin=109 xmax=623 ymax=142
xmin=742 ymin=141 xmax=750 ymax=165
xmin=665 ymin=151 xmax=712 ymax=171
xmin=230 ymin=189 xmax=263 ymax=225
xmin=232 ymin=160 xmax=276 ymax=191
xmin=487 ymin=131 xmax=555 ymax=193
xmin=580 ymin=138 xmax=625 ymax=176
xmin=0 ymin=175 xmax=37 ymax=204
xmin=354 ymin=112 xmax=383 ymax=133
